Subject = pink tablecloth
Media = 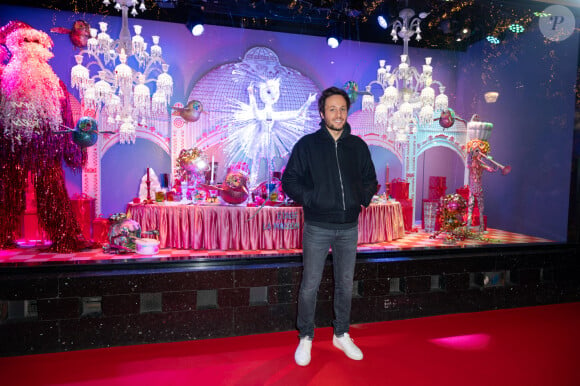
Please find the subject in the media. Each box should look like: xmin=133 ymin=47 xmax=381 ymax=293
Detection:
xmin=127 ymin=202 xmax=404 ymax=250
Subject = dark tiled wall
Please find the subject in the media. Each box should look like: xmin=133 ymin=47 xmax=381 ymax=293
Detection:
xmin=1 ymin=245 xmax=579 ymax=356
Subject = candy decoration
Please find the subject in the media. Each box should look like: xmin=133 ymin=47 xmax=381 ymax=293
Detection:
xmin=439 ymin=108 xmax=456 ymax=129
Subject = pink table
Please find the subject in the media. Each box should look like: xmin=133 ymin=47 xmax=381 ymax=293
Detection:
xmin=127 ymin=202 xmax=404 ymax=250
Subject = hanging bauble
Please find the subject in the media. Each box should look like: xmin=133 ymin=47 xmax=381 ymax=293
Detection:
xmin=50 ymin=20 xmax=90 ymax=48
xmin=343 ymin=80 xmax=359 ymax=103
xmin=173 ymin=99 xmax=203 ymax=122
xmin=72 ymin=116 xmax=99 ymax=148
xmin=439 ymin=108 xmax=456 ymax=129
xmin=176 ymin=148 xmax=209 ymax=181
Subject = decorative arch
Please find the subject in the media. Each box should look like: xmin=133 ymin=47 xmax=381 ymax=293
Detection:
xmin=357 ymin=132 xmax=405 ymax=165
xmin=82 ymin=120 xmax=171 ymax=216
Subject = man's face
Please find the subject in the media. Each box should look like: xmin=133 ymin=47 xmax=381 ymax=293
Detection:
xmin=320 ymin=94 xmax=348 ymax=132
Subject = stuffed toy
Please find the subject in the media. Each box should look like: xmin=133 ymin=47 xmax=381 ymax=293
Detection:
xmin=0 ymin=21 xmax=89 ymax=252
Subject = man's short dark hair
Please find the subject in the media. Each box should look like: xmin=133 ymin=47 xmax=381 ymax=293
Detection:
xmin=318 ymin=87 xmax=351 ymax=115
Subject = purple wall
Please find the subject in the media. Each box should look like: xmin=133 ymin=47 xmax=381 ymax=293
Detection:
xmin=1 ymin=5 xmax=577 ymax=241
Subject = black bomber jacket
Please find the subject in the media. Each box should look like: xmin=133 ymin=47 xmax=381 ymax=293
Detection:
xmin=282 ymin=122 xmax=378 ymax=226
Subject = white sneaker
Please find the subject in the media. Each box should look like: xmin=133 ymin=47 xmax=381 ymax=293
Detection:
xmin=333 ymin=333 xmax=363 ymax=360
xmin=295 ymin=337 xmax=312 ymax=366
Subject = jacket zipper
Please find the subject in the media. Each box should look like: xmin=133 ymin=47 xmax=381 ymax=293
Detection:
xmin=335 ymin=141 xmax=346 ymax=210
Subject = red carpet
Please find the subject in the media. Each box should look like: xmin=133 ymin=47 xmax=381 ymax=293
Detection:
xmin=1 ymin=302 xmax=578 ymax=386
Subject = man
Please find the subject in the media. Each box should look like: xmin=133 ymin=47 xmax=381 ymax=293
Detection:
xmin=282 ymin=87 xmax=378 ymax=366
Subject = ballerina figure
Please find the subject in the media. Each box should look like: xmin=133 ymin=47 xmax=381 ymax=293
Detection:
xmin=225 ymin=77 xmax=316 ymax=188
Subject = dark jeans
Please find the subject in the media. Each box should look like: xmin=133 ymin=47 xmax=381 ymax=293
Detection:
xmin=297 ymin=222 xmax=358 ymax=339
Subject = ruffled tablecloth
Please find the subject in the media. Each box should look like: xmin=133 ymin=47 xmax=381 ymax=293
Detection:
xmin=127 ymin=202 xmax=404 ymax=250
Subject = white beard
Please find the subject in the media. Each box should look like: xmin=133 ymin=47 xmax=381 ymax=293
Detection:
xmin=0 ymin=42 xmax=63 ymax=146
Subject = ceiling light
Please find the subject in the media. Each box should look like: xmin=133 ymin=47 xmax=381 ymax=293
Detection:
xmin=186 ymin=4 xmax=204 ymax=36
xmin=378 ymin=15 xmax=388 ymax=29
xmin=327 ymin=23 xmax=342 ymax=48
xmin=486 ymin=36 xmax=500 ymax=44
xmin=327 ymin=35 xmax=341 ymax=48
xmin=484 ymin=91 xmax=499 ymax=103
xmin=509 ymin=24 xmax=524 ymax=33
xmin=534 ymin=11 xmax=551 ymax=18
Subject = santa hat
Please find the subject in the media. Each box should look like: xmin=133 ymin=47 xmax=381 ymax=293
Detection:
xmin=0 ymin=20 xmax=32 ymax=45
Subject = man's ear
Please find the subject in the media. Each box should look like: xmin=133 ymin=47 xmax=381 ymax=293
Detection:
xmin=319 ymin=111 xmax=324 ymax=120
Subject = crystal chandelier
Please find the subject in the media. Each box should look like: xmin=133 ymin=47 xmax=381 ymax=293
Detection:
xmin=362 ymin=8 xmax=448 ymax=143
xmin=70 ymin=0 xmax=174 ymax=144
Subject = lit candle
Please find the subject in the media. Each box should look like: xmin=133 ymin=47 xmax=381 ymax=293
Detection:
xmin=210 ymin=155 xmax=215 ymax=184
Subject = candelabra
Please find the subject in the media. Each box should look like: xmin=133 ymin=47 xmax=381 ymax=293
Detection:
xmin=70 ymin=0 xmax=173 ymax=144
xmin=362 ymin=8 xmax=448 ymax=143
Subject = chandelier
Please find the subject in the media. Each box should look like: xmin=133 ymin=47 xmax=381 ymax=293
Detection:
xmin=70 ymin=0 xmax=174 ymax=144
xmin=362 ymin=8 xmax=448 ymax=143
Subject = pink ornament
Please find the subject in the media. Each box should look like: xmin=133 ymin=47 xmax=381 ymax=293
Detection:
xmin=439 ymin=108 xmax=456 ymax=129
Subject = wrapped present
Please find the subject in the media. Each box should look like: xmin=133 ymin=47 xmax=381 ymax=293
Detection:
xmin=428 ymin=176 xmax=447 ymax=200
xmin=71 ymin=194 xmax=95 ymax=240
xmin=429 ymin=176 xmax=446 ymax=188
xmin=390 ymin=178 xmax=409 ymax=200
xmin=456 ymin=186 xmax=470 ymax=201
xmin=455 ymin=187 xmax=486 ymax=229
xmin=422 ymin=199 xmax=442 ymax=232
xmin=399 ymin=198 xmax=413 ymax=231
xmin=17 ymin=175 xmax=48 ymax=243
xmin=92 ymin=216 xmax=111 ymax=244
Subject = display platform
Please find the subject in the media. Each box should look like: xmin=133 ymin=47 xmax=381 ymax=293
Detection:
xmin=0 ymin=227 xmax=552 ymax=267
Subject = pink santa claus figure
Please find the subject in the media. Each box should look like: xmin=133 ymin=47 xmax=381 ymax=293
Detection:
xmin=0 ymin=21 xmax=90 ymax=252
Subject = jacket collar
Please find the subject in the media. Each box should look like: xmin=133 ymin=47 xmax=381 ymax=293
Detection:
xmin=317 ymin=120 xmax=351 ymax=142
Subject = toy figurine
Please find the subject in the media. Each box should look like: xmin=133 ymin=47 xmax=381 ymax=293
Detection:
xmin=466 ymin=139 xmax=511 ymax=232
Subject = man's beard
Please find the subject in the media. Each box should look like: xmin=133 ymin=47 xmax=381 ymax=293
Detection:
xmin=325 ymin=121 xmax=345 ymax=132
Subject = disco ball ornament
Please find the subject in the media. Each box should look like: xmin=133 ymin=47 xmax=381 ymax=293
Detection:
xmin=220 ymin=170 xmax=249 ymax=205
xmin=343 ymin=80 xmax=359 ymax=103
xmin=439 ymin=108 xmax=456 ymax=129
xmin=72 ymin=116 xmax=99 ymax=148
xmin=176 ymin=148 xmax=209 ymax=181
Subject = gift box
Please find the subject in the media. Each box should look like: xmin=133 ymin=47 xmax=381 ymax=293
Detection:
xmin=422 ymin=199 xmax=442 ymax=232
xmin=390 ymin=178 xmax=410 ymax=200
xmin=92 ymin=216 xmax=111 ymax=244
xmin=428 ymin=176 xmax=447 ymax=200
xmin=17 ymin=176 xmax=48 ymax=243
xmin=399 ymin=198 xmax=413 ymax=231
xmin=70 ymin=194 xmax=95 ymax=240
xmin=455 ymin=186 xmax=486 ymax=229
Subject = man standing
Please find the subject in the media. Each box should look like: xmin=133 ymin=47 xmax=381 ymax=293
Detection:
xmin=282 ymin=87 xmax=378 ymax=366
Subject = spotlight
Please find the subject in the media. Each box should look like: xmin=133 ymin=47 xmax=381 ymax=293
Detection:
xmin=186 ymin=4 xmax=204 ymax=36
xmin=486 ymin=36 xmax=500 ymax=44
xmin=327 ymin=35 xmax=341 ymax=48
xmin=377 ymin=15 xmax=388 ymax=30
xmin=326 ymin=23 xmax=342 ymax=48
